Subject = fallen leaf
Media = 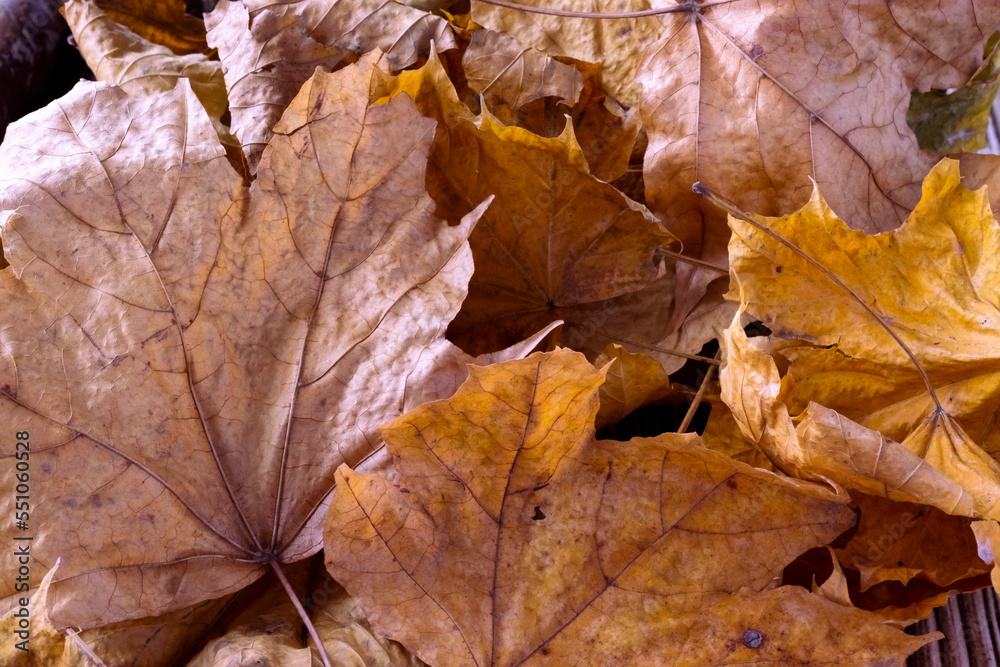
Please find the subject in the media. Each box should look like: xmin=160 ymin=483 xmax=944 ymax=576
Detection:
xmin=836 ymin=494 xmax=990 ymax=592
xmin=469 ymin=1 xmax=1000 ymax=346
xmin=95 ymin=0 xmax=208 ymax=54
xmin=477 ymin=54 xmax=641 ymax=184
xmin=700 ymin=400 xmax=776 ymax=471
xmin=463 ymin=28 xmax=583 ymax=112
xmin=719 ymin=303 xmax=1000 ymax=519
xmin=640 ymin=1 xmax=1000 ymax=331
xmin=0 ymin=558 xmax=233 ymax=666
xmin=325 ymin=349 xmax=934 ymax=666
xmin=0 ymin=54 xmax=533 ymax=631
xmin=184 ymin=554 xmax=424 ymax=666
xmin=812 ymin=548 xmax=853 ymax=609
xmin=380 ymin=56 xmax=709 ymax=371
xmin=908 ymin=32 xmax=1000 ymax=154
xmin=471 ymin=0 xmax=659 ymax=108
xmin=725 ymin=158 xmax=1000 ymax=506
xmin=310 ymin=581 xmax=425 ymax=667
xmin=592 ymin=343 xmax=673 ymax=429
xmin=443 ymin=111 xmax=676 ymax=359
xmin=64 ymin=0 xmax=241 ymax=174
xmin=971 ymin=520 xmax=1000 ymax=592
xmin=205 ymin=0 xmax=456 ymax=172
xmin=0 ymin=561 xmax=86 ymax=666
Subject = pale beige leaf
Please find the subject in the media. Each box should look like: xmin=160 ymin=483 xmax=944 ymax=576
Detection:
xmin=637 ymin=1 xmax=1000 ymax=341
xmin=463 ymin=28 xmax=583 ymax=111
xmin=471 ymin=0 xmax=659 ymax=108
xmin=0 ymin=54 xmax=512 ymax=631
xmin=64 ymin=0 xmax=239 ymax=171
xmin=205 ymin=0 xmax=456 ymax=172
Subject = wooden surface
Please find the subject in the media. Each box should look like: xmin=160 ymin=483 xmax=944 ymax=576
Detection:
xmin=908 ymin=589 xmax=1000 ymax=667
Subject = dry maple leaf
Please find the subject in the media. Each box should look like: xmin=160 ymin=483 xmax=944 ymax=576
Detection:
xmin=379 ymin=56 xmax=720 ymax=373
xmin=185 ymin=557 xmax=422 ymax=667
xmin=592 ymin=343 xmax=673 ymax=429
xmin=719 ymin=159 xmax=1000 ymax=507
xmin=0 ymin=558 xmax=234 ymax=666
xmin=94 ymin=0 xmax=209 ymax=55
xmin=324 ymin=349 xmax=935 ymax=666
xmin=441 ymin=111 xmax=677 ymax=359
xmin=718 ymin=303 xmax=1000 ymax=520
xmin=63 ymin=0 xmax=242 ymax=174
xmin=473 ymin=0 xmax=1000 ymax=348
xmin=471 ymin=0 xmax=659 ymax=108
xmin=836 ymin=494 xmax=990 ymax=593
xmin=0 ymin=53 xmax=545 ymax=635
xmin=205 ymin=0 xmax=456 ymax=173
xmin=639 ymin=0 xmax=1000 ymax=329
xmin=462 ymin=28 xmax=584 ymax=112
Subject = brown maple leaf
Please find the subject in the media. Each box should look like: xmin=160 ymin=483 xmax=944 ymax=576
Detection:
xmin=379 ymin=55 xmax=723 ymax=373
xmin=592 ymin=343 xmax=674 ymax=429
xmin=836 ymin=494 xmax=990 ymax=593
xmin=0 ymin=53 xmax=540 ymax=635
xmin=463 ymin=28 xmax=584 ymax=112
xmin=205 ymin=0 xmax=456 ymax=173
xmin=325 ymin=349 xmax=935 ymax=666
xmin=473 ymin=0 xmax=1000 ymax=343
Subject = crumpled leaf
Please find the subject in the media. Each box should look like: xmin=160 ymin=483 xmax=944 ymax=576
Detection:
xmin=325 ymin=349 xmax=934 ymax=666
xmin=184 ymin=558 xmax=314 ymax=667
xmin=443 ymin=110 xmax=676 ymax=359
xmin=719 ymin=303 xmax=1000 ymax=520
xmin=0 ymin=562 xmax=87 ymax=666
xmin=701 ymin=400 xmax=776 ymax=470
xmin=726 ymin=158 xmax=1000 ymax=491
xmin=381 ymin=56 xmax=711 ymax=373
xmin=837 ymin=494 xmax=991 ymax=592
xmin=593 ymin=343 xmax=673 ymax=429
xmin=812 ymin=548 xmax=853 ymax=609
xmin=185 ymin=558 xmax=423 ymax=667
xmin=471 ymin=0 xmax=659 ymax=109
xmin=95 ymin=0 xmax=208 ymax=54
xmin=0 ymin=559 xmax=232 ymax=666
xmin=463 ymin=28 xmax=584 ymax=111
xmin=0 ymin=53 xmax=539 ymax=631
xmin=908 ymin=32 xmax=1000 ymax=154
xmin=310 ymin=583 xmax=425 ymax=667
xmin=205 ymin=0 xmax=456 ymax=172
xmin=636 ymin=0 xmax=1000 ymax=348
xmin=64 ymin=0 xmax=240 ymax=173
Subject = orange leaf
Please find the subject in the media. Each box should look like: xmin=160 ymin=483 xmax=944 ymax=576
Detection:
xmin=325 ymin=349 xmax=934 ymax=665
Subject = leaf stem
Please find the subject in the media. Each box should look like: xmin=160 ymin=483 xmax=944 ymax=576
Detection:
xmin=473 ymin=0 xmax=740 ymax=19
xmin=692 ymin=181 xmax=942 ymax=411
xmin=67 ymin=629 xmax=109 ymax=667
xmin=271 ymin=559 xmax=333 ymax=667
xmin=678 ymin=349 xmax=719 ymax=432
xmin=659 ymin=248 xmax=728 ymax=273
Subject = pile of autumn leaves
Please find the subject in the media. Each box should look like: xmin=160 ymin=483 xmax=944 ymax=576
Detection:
xmin=4 ymin=0 xmax=1000 ymax=664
